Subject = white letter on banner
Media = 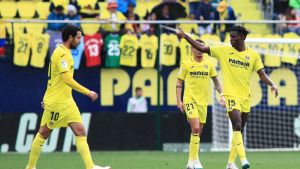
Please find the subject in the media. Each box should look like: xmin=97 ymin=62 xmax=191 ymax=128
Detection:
xmin=15 ymin=113 xmax=38 ymax=153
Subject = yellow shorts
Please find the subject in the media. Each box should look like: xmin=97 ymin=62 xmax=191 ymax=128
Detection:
xmin=40 ymin=101 xmax=82 ymax=129
xmin=184 ymin=102 xmax=208 ymax=123
xmin=225 ymin=96 xmax=251 ymax=113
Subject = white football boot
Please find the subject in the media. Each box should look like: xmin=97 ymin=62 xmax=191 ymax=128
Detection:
xmin=226 ymin=163 xmax=239 ymax=169
xmin=92 ymin=165 xmax=111 ymax=169
xmin=186 ymin=160 xmax=203 ymax=169
xmin=241 ymin=159 xmax=250 ymax=169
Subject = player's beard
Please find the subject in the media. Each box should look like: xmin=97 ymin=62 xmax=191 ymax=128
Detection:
xmin=71 ymin=42 xmax=79 ymax=49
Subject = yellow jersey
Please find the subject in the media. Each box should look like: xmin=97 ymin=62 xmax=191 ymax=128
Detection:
xmin=100 ymin=11 xmax=126 ymax=32
xmin=210 ymin=45 xmax=264 ymax=99
xmin=43 ymin=44 xmax=75 ymax=103
xmin=30 ymin=33 xmax=50 ymax=68
xmin=120 ymin=34 xmax=139 ymax=67
xmin=13 ymin=33 xmax=31 ymax=66
xmin=178 ymin=57 xmax=217 ymax=105
xmin=180 ymin=38 xmax=194 ymax=64
xmin=140 ymin=34 xmax=158 ymax=68
xmin=160 ymin=33 xmax=178 ymax=66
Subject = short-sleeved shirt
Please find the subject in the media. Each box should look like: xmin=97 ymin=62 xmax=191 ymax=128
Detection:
xmin=119 ymin=34 xmax=139 ymax=67
xmin=210 ymin=45 xmax=264 ymax=99
xmin=178 ymin=58 xmax=217 ymax=105
xmin=140 ymin=34 xmax=158 ymax=68
xmin=43 ymin=44 xmax=74 ymax=103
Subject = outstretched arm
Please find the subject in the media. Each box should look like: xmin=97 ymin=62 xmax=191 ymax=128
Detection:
xmin=177 ymin=29 xmax=210 ymax=54
xmin=212 ymin=76 xmax=226 ymax=106
xmin=61 ymin=72 xmax=98 ymax=102
xmin=176 ymin=79 xmax=185 ymax=113
xmin=257 ymin=69 xmax=279 ymax=97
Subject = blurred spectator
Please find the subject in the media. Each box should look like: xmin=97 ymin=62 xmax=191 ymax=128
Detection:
xmin=117 ymin=0 xmax=137 ymax=14
xmin=279 ymin=7 xmax=300 ymax=35
xmin=66 ymin=5 xmax=81 ymax=27
xmin=47 ymin=5 xmax=67 ymax=31
xmin=157 ymin=5 xmax=176 ymax=33
xmin=195 ymin=0 xmax=214 ymax=35
xmin=289 ymin=0 xmax=300 ymax=16
xmin=272 ymin=0 xmax=289 ymax=33
xmin=124 ymin=2 xmax=140 ymax=34
xmin=100 ymin=1 xmax=126 ymax=33
xmin=127 ymin=87 xmax=148 ymax=113
xmin=214 ymin=1 xmax=236 ymax=41
xmin=189 ymin=0 xmax=200 ymax=19
xmin=141 ymin=12 xmax=156 ymax=34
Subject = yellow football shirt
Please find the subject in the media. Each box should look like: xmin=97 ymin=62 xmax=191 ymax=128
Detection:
xmin=140 ymin=34 xmax=158 ymax=68
xmin=210 ymin=45 xmax=264 ymax=99
xmin=30 ymin=33 xmax=50 ymax=68
xmin=160 ymin=33 xmax=178 ymax=66
xmin=13 ymin=33 xmax=31 ymax=66
xmin=180 ymin=38 xmax=194 ymax=64
xmin=43 ymin=44 xmax=75 ymax=103
xmin=178 ymin=58 xmax=217 ymax=105
xmin=120 ymin=34 xmax=139 ymax=67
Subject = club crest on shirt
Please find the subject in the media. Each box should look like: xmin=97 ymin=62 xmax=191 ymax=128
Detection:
xmin=204 ymin=64 xmax=208 ymax=69
xmin=190 ymin=66 xmax=195 ymax=69
xmin=245 ymin=56 xmax=251 ymax=60
xmin=61 ymin=59 xmax=68 ymax=69
xmin=49 ymin=121 xmax=53 ymax=127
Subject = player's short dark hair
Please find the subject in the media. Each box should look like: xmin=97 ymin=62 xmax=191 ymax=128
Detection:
xmin=195 ymin=39 xmax=205 ymax=44
xmin=61 ymin=25 xmax=82 ymax=42
xmin=135 ymin=87 xmax=142 ymax=92
xmin=230 ymin=26 xmax=249 ymax=36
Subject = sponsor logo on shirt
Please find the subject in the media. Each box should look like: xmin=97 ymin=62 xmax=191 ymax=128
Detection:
xmin=190 ymin=71 xmax=209 ymax=78
xmin=228 ymin=58 xmax=250 ymax=68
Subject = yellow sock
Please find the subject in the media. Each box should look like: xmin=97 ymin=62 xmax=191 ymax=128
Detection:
xmin=232 ymin=131 xmax=246 ymax=161
xmin=27 ymin=133 xmax=45 ymax=169
xmin=189 ymin=134 xmax=200 ymax=161
xmin=76 ymin=136 xmax=94 ymax=169
xmin=228 ymin=142 xmax=238 ymax=163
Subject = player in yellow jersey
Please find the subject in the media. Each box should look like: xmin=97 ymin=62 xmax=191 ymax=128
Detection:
xmin=176 ymin=39 xmax=225 ymax=169
xmin=178 ymin=26 xmax=279 ymax=169
xmin=25 ymin=25 xmax=111 ymax=169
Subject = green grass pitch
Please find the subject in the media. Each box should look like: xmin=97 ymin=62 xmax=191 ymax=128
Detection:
xmin=1 ymin=151 xmax=299 ymax=169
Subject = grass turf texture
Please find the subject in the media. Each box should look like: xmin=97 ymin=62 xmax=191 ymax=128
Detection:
xmin=1 ymin=151 xmax=299 ymax=169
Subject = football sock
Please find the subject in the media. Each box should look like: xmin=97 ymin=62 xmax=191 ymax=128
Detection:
xmin=76 ymin=136 xmax=94 ymax=169
xmin=189 ymin=134 xmax=200 ymax=161
xmin=232 ymin=131 xmax=246 ymax=161
xmin=228 ymin=142 xmax=238 ymax=163
xmin=27 ymin=133 xmax=45 ymax=168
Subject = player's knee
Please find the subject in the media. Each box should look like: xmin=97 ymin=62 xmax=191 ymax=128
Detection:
xmin=73 ymin=128 xmax=86 ymax=136
xmin=191 ymin=126 xmax=200 ymax=135
xmin=232 ymin=122 xmax=242 ymax=131
xmin=38 ymin=129 xmax=52 ymax=139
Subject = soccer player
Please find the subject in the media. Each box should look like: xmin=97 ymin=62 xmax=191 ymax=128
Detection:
xmin=177 ymin=26 xmax=279 ymax=169
xmin=176 ymin=39 xmax=225 ymax=169
xmin=25 ymin=25 xmax=111 ymax=169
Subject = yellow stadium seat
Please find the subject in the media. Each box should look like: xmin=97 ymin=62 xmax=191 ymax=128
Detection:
xmin=246 ymin=34 xmax=263 ymax=50
xmin=135 ymin=2 xmax=147 ymax=18
xmin=13 ymin=23 xmax=27 ymax=35
xmin=26 ymin=23 xmax=47 ymax=34
xmin=282 ymin=32 xmax=299 ymax=65
xmin=36 ymin=2 xmax=50 ymax=19
xmin=78 ymin=0 xmax=98 ymax=7
xmin=263 ymin=34 xmax=282 ymax=67
xmin=98 ymin=2 xmax=108 ymax=15
xmin=51 ymin=0 xmax=69 ymax=7
xmin=177 ymin=19 xmax=198 ymax=35
xmin=0 ymin=1 xmax=17 ymax=18
xmin=201 ymin=34 xmax=221 ymax=46
xmin=0 ymin=21 xmax=5 ymax=39
xmin=17 ymin=1 xmax=36 ymax=18
xmin=81 ymin=19 xmax=100 ymax=35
